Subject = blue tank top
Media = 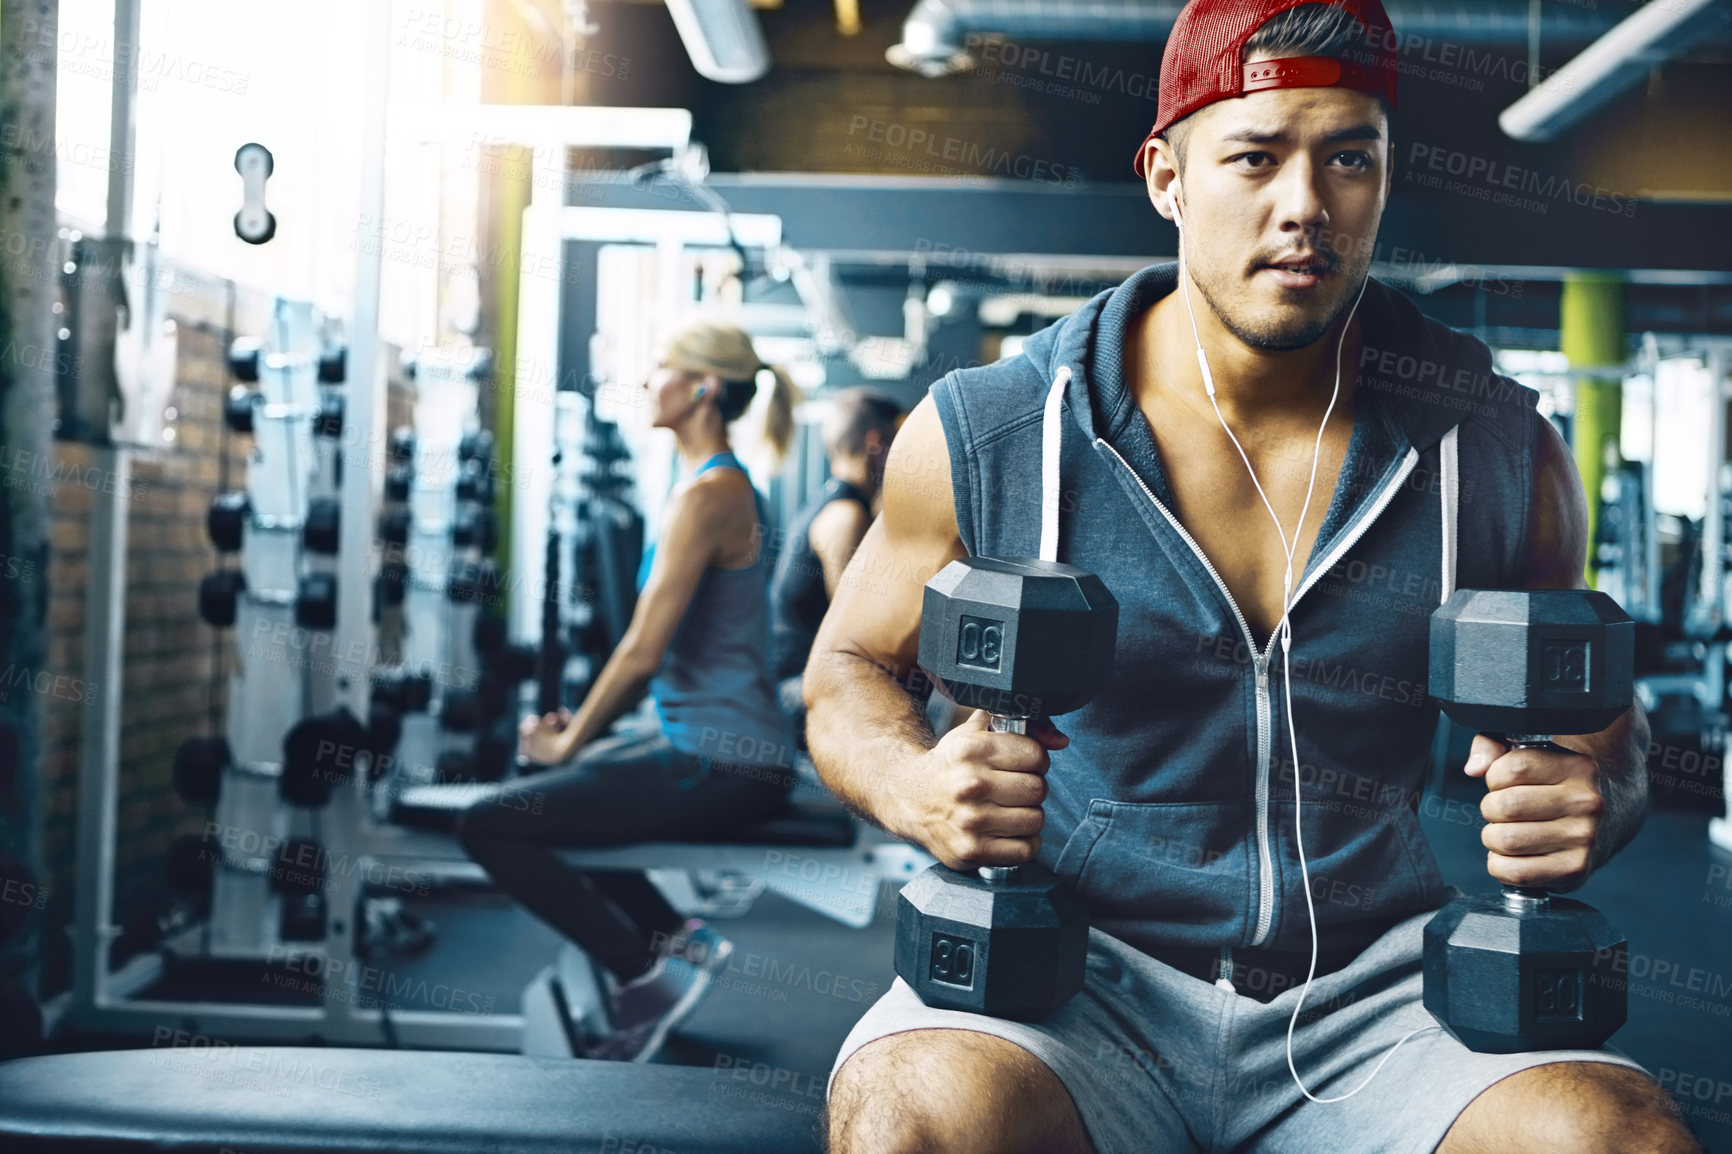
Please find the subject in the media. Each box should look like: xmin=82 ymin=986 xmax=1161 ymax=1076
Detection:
xmin=648 ymin=453 xmax=798 ymax=772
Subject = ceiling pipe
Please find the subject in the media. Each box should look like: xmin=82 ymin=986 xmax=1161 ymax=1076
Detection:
xmin=664 ymin=0 xmax=771 ymax=83
xmin=886 ymin=0 xmax=1626 ymax=78
xmin=1499 ymin=0 xmax=1732 ymax=141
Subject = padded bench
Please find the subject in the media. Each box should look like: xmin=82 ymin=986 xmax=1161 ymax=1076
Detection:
xmin=0 ymin=1048 xmax=824 ymax=1153
xmin=391 ymin=783 xmax=858 ymax=848
xmin=385 ymin=782 xmax=930 ymax=928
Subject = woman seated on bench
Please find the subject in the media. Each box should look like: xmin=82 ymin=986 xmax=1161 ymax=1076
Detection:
xmin=458 ymin=319 xmax=799 ymax=1062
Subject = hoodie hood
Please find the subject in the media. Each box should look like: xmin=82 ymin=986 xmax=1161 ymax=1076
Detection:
xmin=1009 ymin=261 xmax=1532 ymax=529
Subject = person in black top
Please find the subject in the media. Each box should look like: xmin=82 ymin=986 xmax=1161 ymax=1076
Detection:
xmin=770 ymin=388 xmax=903 ymax=732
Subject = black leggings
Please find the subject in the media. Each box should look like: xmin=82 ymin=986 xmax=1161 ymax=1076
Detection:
xmin=455 ymin=724 xmax=793 ymax=983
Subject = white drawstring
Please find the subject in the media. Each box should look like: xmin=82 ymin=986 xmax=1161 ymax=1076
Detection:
xmin=1439 ymin=425 xmax=1460 ymax=602
xmin=1039 ymin=367 xmax=1072 ymax=563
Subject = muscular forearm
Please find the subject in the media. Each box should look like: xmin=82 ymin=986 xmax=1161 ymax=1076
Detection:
xmin=1554 ymin=694 xmax=1650 ymax=869
xmin=804 ymin=649 xmax=938 ymax=839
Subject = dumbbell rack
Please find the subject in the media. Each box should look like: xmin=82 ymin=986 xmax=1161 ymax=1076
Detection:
xmin=206 ymin=299 xmax=344 ymax=957
xmin=542 ymin=398 xmax=644 ymax=712
xmin=388 ymin=347 xmax=493 ymax=794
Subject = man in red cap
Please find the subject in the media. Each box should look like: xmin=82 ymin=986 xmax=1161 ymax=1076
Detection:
xmin=806 ymin=1 xmax=1696 ymax=1151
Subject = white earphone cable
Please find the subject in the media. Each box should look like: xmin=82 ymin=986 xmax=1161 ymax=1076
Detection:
xmin=1172 ymin=182 xmax=1430 ymax=1102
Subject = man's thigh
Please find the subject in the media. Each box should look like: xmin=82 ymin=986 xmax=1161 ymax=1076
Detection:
xmin=1438 ymin=1062 xmax=1699 ymax=1154
xmin=1221 ymin=911 xmax=1653 ymax=1154
xmin=826 ymin=935 xmax=1211 ymax=1153
xmin=828 ymin=1029 xmax=1095 ymax=1154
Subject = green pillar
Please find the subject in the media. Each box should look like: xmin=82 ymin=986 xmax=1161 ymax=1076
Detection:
xmin=1561 ymin=274 xmax=1626 ymax=588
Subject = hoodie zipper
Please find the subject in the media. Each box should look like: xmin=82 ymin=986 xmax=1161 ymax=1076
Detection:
xmin=1094 ymin=436 xmax=1420 ymax=947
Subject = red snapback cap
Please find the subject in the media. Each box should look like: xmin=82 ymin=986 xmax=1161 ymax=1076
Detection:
xmin=1132 ymin=0 xmax=1398 ymax=178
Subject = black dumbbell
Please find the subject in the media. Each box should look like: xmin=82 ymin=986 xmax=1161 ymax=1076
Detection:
xmin=173 ymin=736 xmax=230 ymax=805
xmin=198 ymin=571 xmax=246 ymax=629
xmin=497 ymin=643 xmax=538 ymax=684
xmin=270 ymin=837 xmax=326 ymax=897
xmin=402 ymin=670 xmax=434 ymax=712
xmin=303 ymin=496 xmax=341 ymax=555
xmin=436 ymin=748 xmax=480 ymax=783
xmin=280 ymin=708 xmax=369 ymax=807
xmin=895 ymin=557 xmax=1118 ymax=1021
xmin=453 ymin=508 xmax=498 ymax=554
xmin=459 ymin=429 xmax=495 ymax=466
xmin=375 ymin=561 xmax=409 ymax=614
xmin=295 ymin=573 xmax=337 ymax=631
xmin=455 ymin=461 xmax=494 ymax=505
xmin=447 ymin=560 xmax=482 ymax=604
xmin=378 ymin=507 xmax=412 ymax=547
xmin=280 ymin=893 xmax=327 ymax=942
xmin=225 ymin=386 xmax=261 ymax=434
xmin=369 ymin=702 xmax=404 ymax=760
xmin=207 ymin=491 xmax=250 ymax=553
xmin=165 ymin=832 xmax=219 ymax=903
xmin=318 ymin=346 xmax=347 ymax=384
xmin=385 ymin=463 xmax=413 ymax=503
xmin=314 ymin=389 xmax=344 ymax=439
xmin=228 ymin=338 xmax=262 ymax=382
xmin=473 ymin=611 xmax=507 ymax=654
xmin=1424 ymin=588 xmax=1635 ymax=1053
xmin=388 ymin=426 xmax=416 ymax=464
xmin=441 ymin=690 xmax=481 ymax=733
xmin=373 ymin=668 xmax=433 ymax=714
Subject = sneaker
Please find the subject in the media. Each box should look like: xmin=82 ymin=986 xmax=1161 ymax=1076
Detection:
xmin=359 ymin=898 xmax=436 ymax=958
xmin=587 ymin=919 xmax=734 ymax=1063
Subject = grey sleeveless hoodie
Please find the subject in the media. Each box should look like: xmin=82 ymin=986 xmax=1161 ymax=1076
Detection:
xmin=930 ymin=262 xmax=1549 ymax=961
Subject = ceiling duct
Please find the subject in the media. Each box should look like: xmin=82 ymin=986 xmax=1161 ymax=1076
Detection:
xmin=886 ymin=0 xmax=1624 ymax=78
xmin=665 ymin=0 xmax=771 ymax=83
xmin=1500 ymin=0 xmax=1732 ymax=141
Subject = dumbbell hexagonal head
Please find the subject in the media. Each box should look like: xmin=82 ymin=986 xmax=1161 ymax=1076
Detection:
xmin=1429 ymin=588 xmax=1633 ymax=737
xmin=918 ymin=557 xmax=1117 ymax=719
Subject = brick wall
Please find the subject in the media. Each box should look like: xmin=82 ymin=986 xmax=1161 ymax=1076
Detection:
xmin=38 ymin=316 xmax=250 ymax=990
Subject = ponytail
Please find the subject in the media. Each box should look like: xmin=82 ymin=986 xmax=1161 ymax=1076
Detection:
xmin=758 ymin=365 xmax=798 ymax=466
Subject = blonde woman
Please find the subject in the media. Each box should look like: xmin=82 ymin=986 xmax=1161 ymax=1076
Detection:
xmin=458 ymin=319 xmax=798 ymax=1062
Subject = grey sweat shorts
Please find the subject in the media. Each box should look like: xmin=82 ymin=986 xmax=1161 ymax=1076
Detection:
xmin=828 ymin=908 xmax=1645 ymax=1153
